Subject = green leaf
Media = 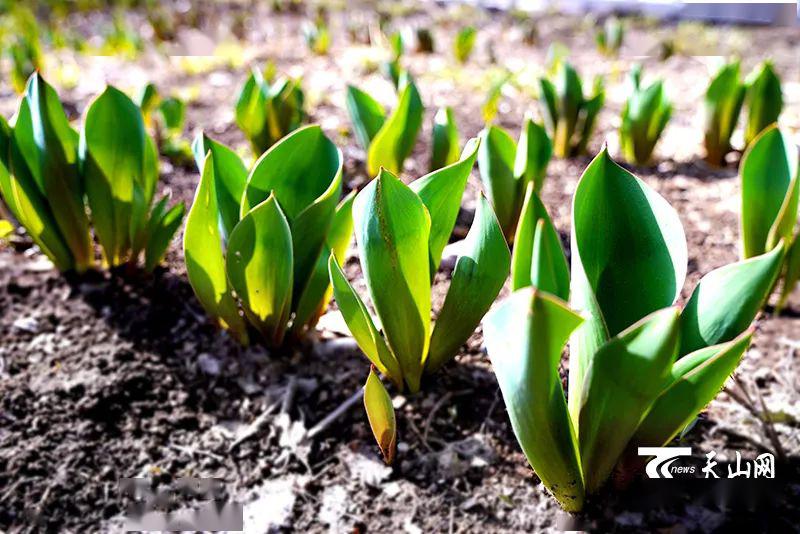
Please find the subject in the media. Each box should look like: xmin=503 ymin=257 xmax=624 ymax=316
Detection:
xmin=575 ymin=78 xmax=604 ymax=156
xmin=135 ymin=82 xmax=160 ymax=121
xmin=740 ymin=125 xmax=799 ymax=258
xmin=0 ymin=112 xmax=72 ymax=270
xmin=241 ymin=125 xmax=341 ymax=221
xmin=158 ymin=96 xmax=185 ymax=134
xmin=679 ymin=243 xmax=784 ymax=355
xmin=484 ymin=288 xmax=585 ymax=512
xmin=411 ymin=137 xmax=480 ymax=275
xmin=569 ymin=147 xmax=687 ymax=420
xmin=364 ymin=367 xmax=397 ymax=464
xmin=241 ymin=126 xmax=342 ymax=327
xmin=744 ymin=61 xmax=782 ymax=146
xmin=328 ymin=254 xmax=403 ymax=387
xmin=514 ymin=118 xmax=552 ymax=195
xmin=346 ymin=85 xmax=386 ymax=152
xmin=578 ymin=307 xmax=681 ymax=493
xmin=235 ymin=69 xmax=269 ymax=152
xmin=144 ymin=199 xmax=184 ymax=273
xmin=538 ymin=78 xmax=558 ymax=136
xmin=292 ymin=191 xmax=355 ymax=332
xmin=704 ymin=61 xmax=745 ymax=166
xmin=354 ymin=169 xmax=431 ymax=392
xmin=80 ymin=85 xmax=145 ymax=266
xmin=191 ymin=133 xmax=248 ymax=242
xmin=776 ymin=234 xmax=800 ymax=313
xmin=426 ymin=194 xmax=510 ymax=373
xmin=184 ymin=153 xmax=249 ymax=345
xmin=19 ymin=73 xmax=92 ymax=271
xmin=511 ymin=182 xmax=568 ymax=299
xmin=620 ymin=72 xmax=672 ymax=165
xmin=226 ymin=194 xmax=294 ymax=345
xmin=430 ymin=107 xmax=459 ymax=172
xmin=477 ymin=125 xmax=517 ymax=240
xmin=367 ymin=81 xmax=423 ymax=176
xmin=632 ymin=330 xmax=752 ymax=448
xmin=454 ymin=26 xmax=477 ymax=63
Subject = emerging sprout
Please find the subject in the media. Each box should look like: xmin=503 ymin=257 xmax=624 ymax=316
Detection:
xmin=539 ymin=62 xmax=604 ymax=158
xmin=478 ymin=117 xmax=553 ymax=241
xmin=346 ymin=75 xmax=424 ymax=176
xmin=703 ymin=60 xmax=745 ymax=166
xmin=619 ymin=65 xmax=672 ymax=165
xmin=0 ymin=74 xmax=184 ymax=273
xmin=487 ymin=148 xmax=784 ymax=511
xmin=329 ymin=139 xmax=510 ymax=462
xmin=595 ymin=16 xmax=624 ymax=57
xmin=454 ymin=26 xmax=477 ymax=64
xmin=135 ymin=83 xmax=192 ymax=166
xmin=235 ymin=66 xmax=305 ymax=156
xmin=303 ymin=18 xmax=331 ymax=55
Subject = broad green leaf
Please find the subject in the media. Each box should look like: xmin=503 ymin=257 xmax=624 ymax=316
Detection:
xmin=632 ymin=330 xmax=752 ymax=448
xmin=484 ymin=289 xmax=584 ymax=512
xmin=191 ymin=133 xmax=247 ymax=242
xmin=569 ymin=148 xmax=687 ymax=420
xmin=144 ymin=199 xmax=184 ymax=273
xmin=511 ymin=182 xmax=568 ymax=299
xmin=744 ymin=61 xmax=782 ymax=146
xmin=477 ymin=125 xmax=517 ymax=239
xmin=514 ymin=118 xmax=552 ymax=195
xmin=578 ymin=307 xmax=681 ymax=493
xmin=241 ymin=125 xmax=341 ymax=221
xmin=184 ymin=154 xmax=249 ymax=345
xmin=226 ymin=194 xmax=294 ymax=345
xmin=292 ymin=191 xmax=356 ymax=332
xmin=411 ymin=137 xmax=480 ymax=275
xmin=430 ymin=107 xmax=459 ymax=172
xmin=426 ymin=194 xmax=510 ymax=373
xmin=679 ymin=243 xmax=784 ymax=355
xmin=366 ymin=81 xmax=423 ymax=176
xmin=20 ymin=74 xmax=92 ymax=270
xmin=345 ymin=85 xmax=386 ymax=151
xmin=328 ymin=254 xmax=403 ymax=387
xmin=364 ymin=367 xmax=397 ymax=464
xmin=80 ymin=85 xmax=145 ymax=266
xmin=776 ymin=234 xmax=800 ymax=313
xmin=353 ymin=170 xmax=431 ymax=392
xmin=740 ymin=125 xmax=799 ymax=258
xmin=3 ymin=100 xmax=74 ymax=270
xmin=241 ymin=126 xmax=342 ymax=321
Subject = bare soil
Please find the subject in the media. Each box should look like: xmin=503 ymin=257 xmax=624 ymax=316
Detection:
xmin=1 ymin=3 xmax=799 ymax=533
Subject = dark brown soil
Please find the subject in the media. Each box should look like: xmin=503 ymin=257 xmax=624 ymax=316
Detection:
xmin=1 ymin=3 xmax=799 ymax=533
